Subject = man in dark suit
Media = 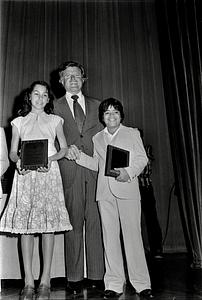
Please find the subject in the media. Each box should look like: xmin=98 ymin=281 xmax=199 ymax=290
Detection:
xmin=54 ymin=61 xmax=104 ymax=294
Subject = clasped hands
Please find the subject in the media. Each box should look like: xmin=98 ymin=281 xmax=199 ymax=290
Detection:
xmin=66 ymin=145 xmax=81 ymax=160
xmin=65 ymin=145 xmax=130 ymax=182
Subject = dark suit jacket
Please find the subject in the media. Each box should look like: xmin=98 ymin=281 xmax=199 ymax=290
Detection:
xmin=54 ymin=95 xmax=103 ymax=188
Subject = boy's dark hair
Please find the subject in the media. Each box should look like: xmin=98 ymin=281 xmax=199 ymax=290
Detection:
xmin=17 ymin=81 xmax=54 ymax=116
xmin=99 ymin=98 xmax=124 ymax=126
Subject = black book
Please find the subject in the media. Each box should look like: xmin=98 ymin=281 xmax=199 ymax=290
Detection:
xmin=105 ymin=145 xmax=130 ymax=177
xmin=20 ymin=139 xmax=48 ymax=170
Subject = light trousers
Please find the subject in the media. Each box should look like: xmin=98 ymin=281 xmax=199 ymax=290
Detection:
xmin=98 ymin=196 xmax=151 ymax=293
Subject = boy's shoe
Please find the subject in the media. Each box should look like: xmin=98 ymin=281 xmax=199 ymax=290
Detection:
xmin=139 ymin=289 xmax=154 ymax=299
xmin=103 ymin=289 xmax=123 ymax=298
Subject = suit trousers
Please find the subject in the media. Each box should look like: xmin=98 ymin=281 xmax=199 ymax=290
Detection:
xmin=64 ymin=167 xmax=104 ymax=281
xmin=98 ymin=197 xmax=151 ymax=293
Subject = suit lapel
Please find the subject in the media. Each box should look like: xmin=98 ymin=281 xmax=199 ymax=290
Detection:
xmin=95 ymin=130 xmax=110 ymax=154
xmin=100 ymin=130 xmax=108 ymax=149
xmin=59 ymin=97 xmax=72 ymax=117
xmin=82 ymin=97 xmax=95 ymax=133
xmin=58 ymin=96 xmax=78 ymax=130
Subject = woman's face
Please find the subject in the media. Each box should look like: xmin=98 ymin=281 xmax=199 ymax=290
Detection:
xmin=103 ymin=105 xmax=121 ymax=134
xmin=30 ymin=84 xmax=49 ymax=112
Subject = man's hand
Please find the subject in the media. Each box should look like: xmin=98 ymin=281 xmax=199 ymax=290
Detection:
xmin=114 ymin=168 xmax=130 ymax=182
xmin=66 ymin=145 xmax=81 ymax=160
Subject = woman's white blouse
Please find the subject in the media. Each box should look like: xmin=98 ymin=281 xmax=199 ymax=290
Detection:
xmin=11 ymin=112 xmax=64 ymax=156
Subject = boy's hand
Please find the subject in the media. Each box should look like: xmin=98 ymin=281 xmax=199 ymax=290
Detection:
xmin=114 ymin=168 xmax=130 ymax=182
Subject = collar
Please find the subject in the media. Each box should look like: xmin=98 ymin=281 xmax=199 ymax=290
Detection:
xmin=104 ymin=124 xmax=122 ymax=139
xmin=65 ymin=91 xmax=83 ymax=100
xmin=30 ymin=111 xmax=46 ymax=116
xmin=65 ymin=91 xmax=86 ymax=114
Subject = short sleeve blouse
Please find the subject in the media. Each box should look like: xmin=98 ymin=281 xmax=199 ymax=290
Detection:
xmin=11 ymin=112 xmax=64 ymax=156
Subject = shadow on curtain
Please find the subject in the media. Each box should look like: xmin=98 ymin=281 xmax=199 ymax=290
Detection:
xmin=156 ymin=0 xmax=202 ymax=268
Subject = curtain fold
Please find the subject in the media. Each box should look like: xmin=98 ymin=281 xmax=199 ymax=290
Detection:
xmin=156 ymin=0 xmax=202 ymax=267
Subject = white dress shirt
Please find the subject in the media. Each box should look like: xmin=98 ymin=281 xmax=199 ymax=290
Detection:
xmin=65 ymin=91 xmax=86 ymax=117
xmin=104 ymin=125 xmax=121 ymax=143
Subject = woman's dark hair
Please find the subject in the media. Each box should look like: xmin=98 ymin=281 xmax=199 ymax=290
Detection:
xmin=17 ymin=81 xmax=54 ymax=116
xmin=99 ymin=98 xmax=124 ymax=126
xmin=58 ymin=61 xmax=87 ymax=80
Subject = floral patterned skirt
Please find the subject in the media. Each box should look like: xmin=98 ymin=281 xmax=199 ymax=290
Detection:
xmin=0 ymin=161 xmax=72 ymax=234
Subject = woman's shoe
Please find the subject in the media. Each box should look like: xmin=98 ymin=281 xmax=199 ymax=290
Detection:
xmin=19 ymin=285 xmax=35 ymax=300
xmin=36 ymin=284 xmax=51 ymax=300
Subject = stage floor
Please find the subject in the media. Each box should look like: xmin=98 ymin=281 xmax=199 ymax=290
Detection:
xmin=1 ymin=253 xmax=202 ymax=300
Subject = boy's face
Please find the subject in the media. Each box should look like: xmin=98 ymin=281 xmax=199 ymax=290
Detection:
xmin=103 ymin=105 xmax=121 ymax=133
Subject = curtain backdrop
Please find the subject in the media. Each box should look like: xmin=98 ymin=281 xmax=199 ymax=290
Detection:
xmin=1 ymin=0 xmax=184 ymax=253
xmin=156 ymin=0 xmax=202 ymax=268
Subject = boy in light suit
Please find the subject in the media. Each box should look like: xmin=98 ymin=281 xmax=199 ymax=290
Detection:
xmin=67 ymin=98 xmax=153 ymax=299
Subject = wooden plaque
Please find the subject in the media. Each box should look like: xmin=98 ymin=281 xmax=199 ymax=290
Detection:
xmin=20 ymin=139 xmax=48 ymax=170
xmin=105 ymin=145 xmax=129 ymax=177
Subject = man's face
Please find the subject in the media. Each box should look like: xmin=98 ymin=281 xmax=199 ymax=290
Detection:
xmin=60 ymin=66 xmax=84 ymax=94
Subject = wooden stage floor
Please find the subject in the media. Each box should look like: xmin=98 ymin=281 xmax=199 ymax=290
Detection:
xmin=1 ymin=253 xmax=202 ymax=300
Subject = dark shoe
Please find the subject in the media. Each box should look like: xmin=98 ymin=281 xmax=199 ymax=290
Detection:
xmin=66 ymin=281 xmax=83 ymax=295
xmin=85 ymin=279 xmax=104 ymax=290
xmin=154 ymin=254 xmax=163 ymax=259
xmin=36 ymin=284 xmax=51 ymax=300
xmin=154 ymin=252 xmax=163 ymax=259
xmin=103 ymin=289 xmax=123 ymax=299
xmin=19 ymin=285 xmax=35 ymax=300
xmin=139 ymin=289 xmax=154 ymax=299
xmin=152 ymin=249 xmax=163 ymax=259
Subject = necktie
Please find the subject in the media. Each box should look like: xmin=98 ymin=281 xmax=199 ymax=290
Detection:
xmin=71 ymin=95 xmax=85 ymax=133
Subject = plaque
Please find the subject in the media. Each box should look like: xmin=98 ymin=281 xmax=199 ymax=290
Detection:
xmin=105 ymin=145 xmax=129 ymax=177
xmin=20 ymin=139 xmax=48 ymax=170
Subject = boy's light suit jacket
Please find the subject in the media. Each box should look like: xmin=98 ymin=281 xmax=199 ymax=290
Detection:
xmin=76 ymin=124 xmax=148 ymax=201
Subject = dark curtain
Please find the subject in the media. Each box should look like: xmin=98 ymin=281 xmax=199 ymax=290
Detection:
xmin=156 ymin=0 xmax=202 ymax=268
xmin=1 ymin=0 xmax=185 ymax=252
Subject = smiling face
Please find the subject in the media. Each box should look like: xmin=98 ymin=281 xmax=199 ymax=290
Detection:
xmin=30 ymin=84 xmax=49 ymax=113
xmin=103 ymin=105 xmax=121 ymax=134
xmin=60 ymin=66 xmax=84 ymax=94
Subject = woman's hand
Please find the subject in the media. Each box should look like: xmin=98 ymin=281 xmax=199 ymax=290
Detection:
xmin=37 ymin=159 xmax=52 ymax=173
xmin=16 ymin=159 xmax=31 ymax=175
